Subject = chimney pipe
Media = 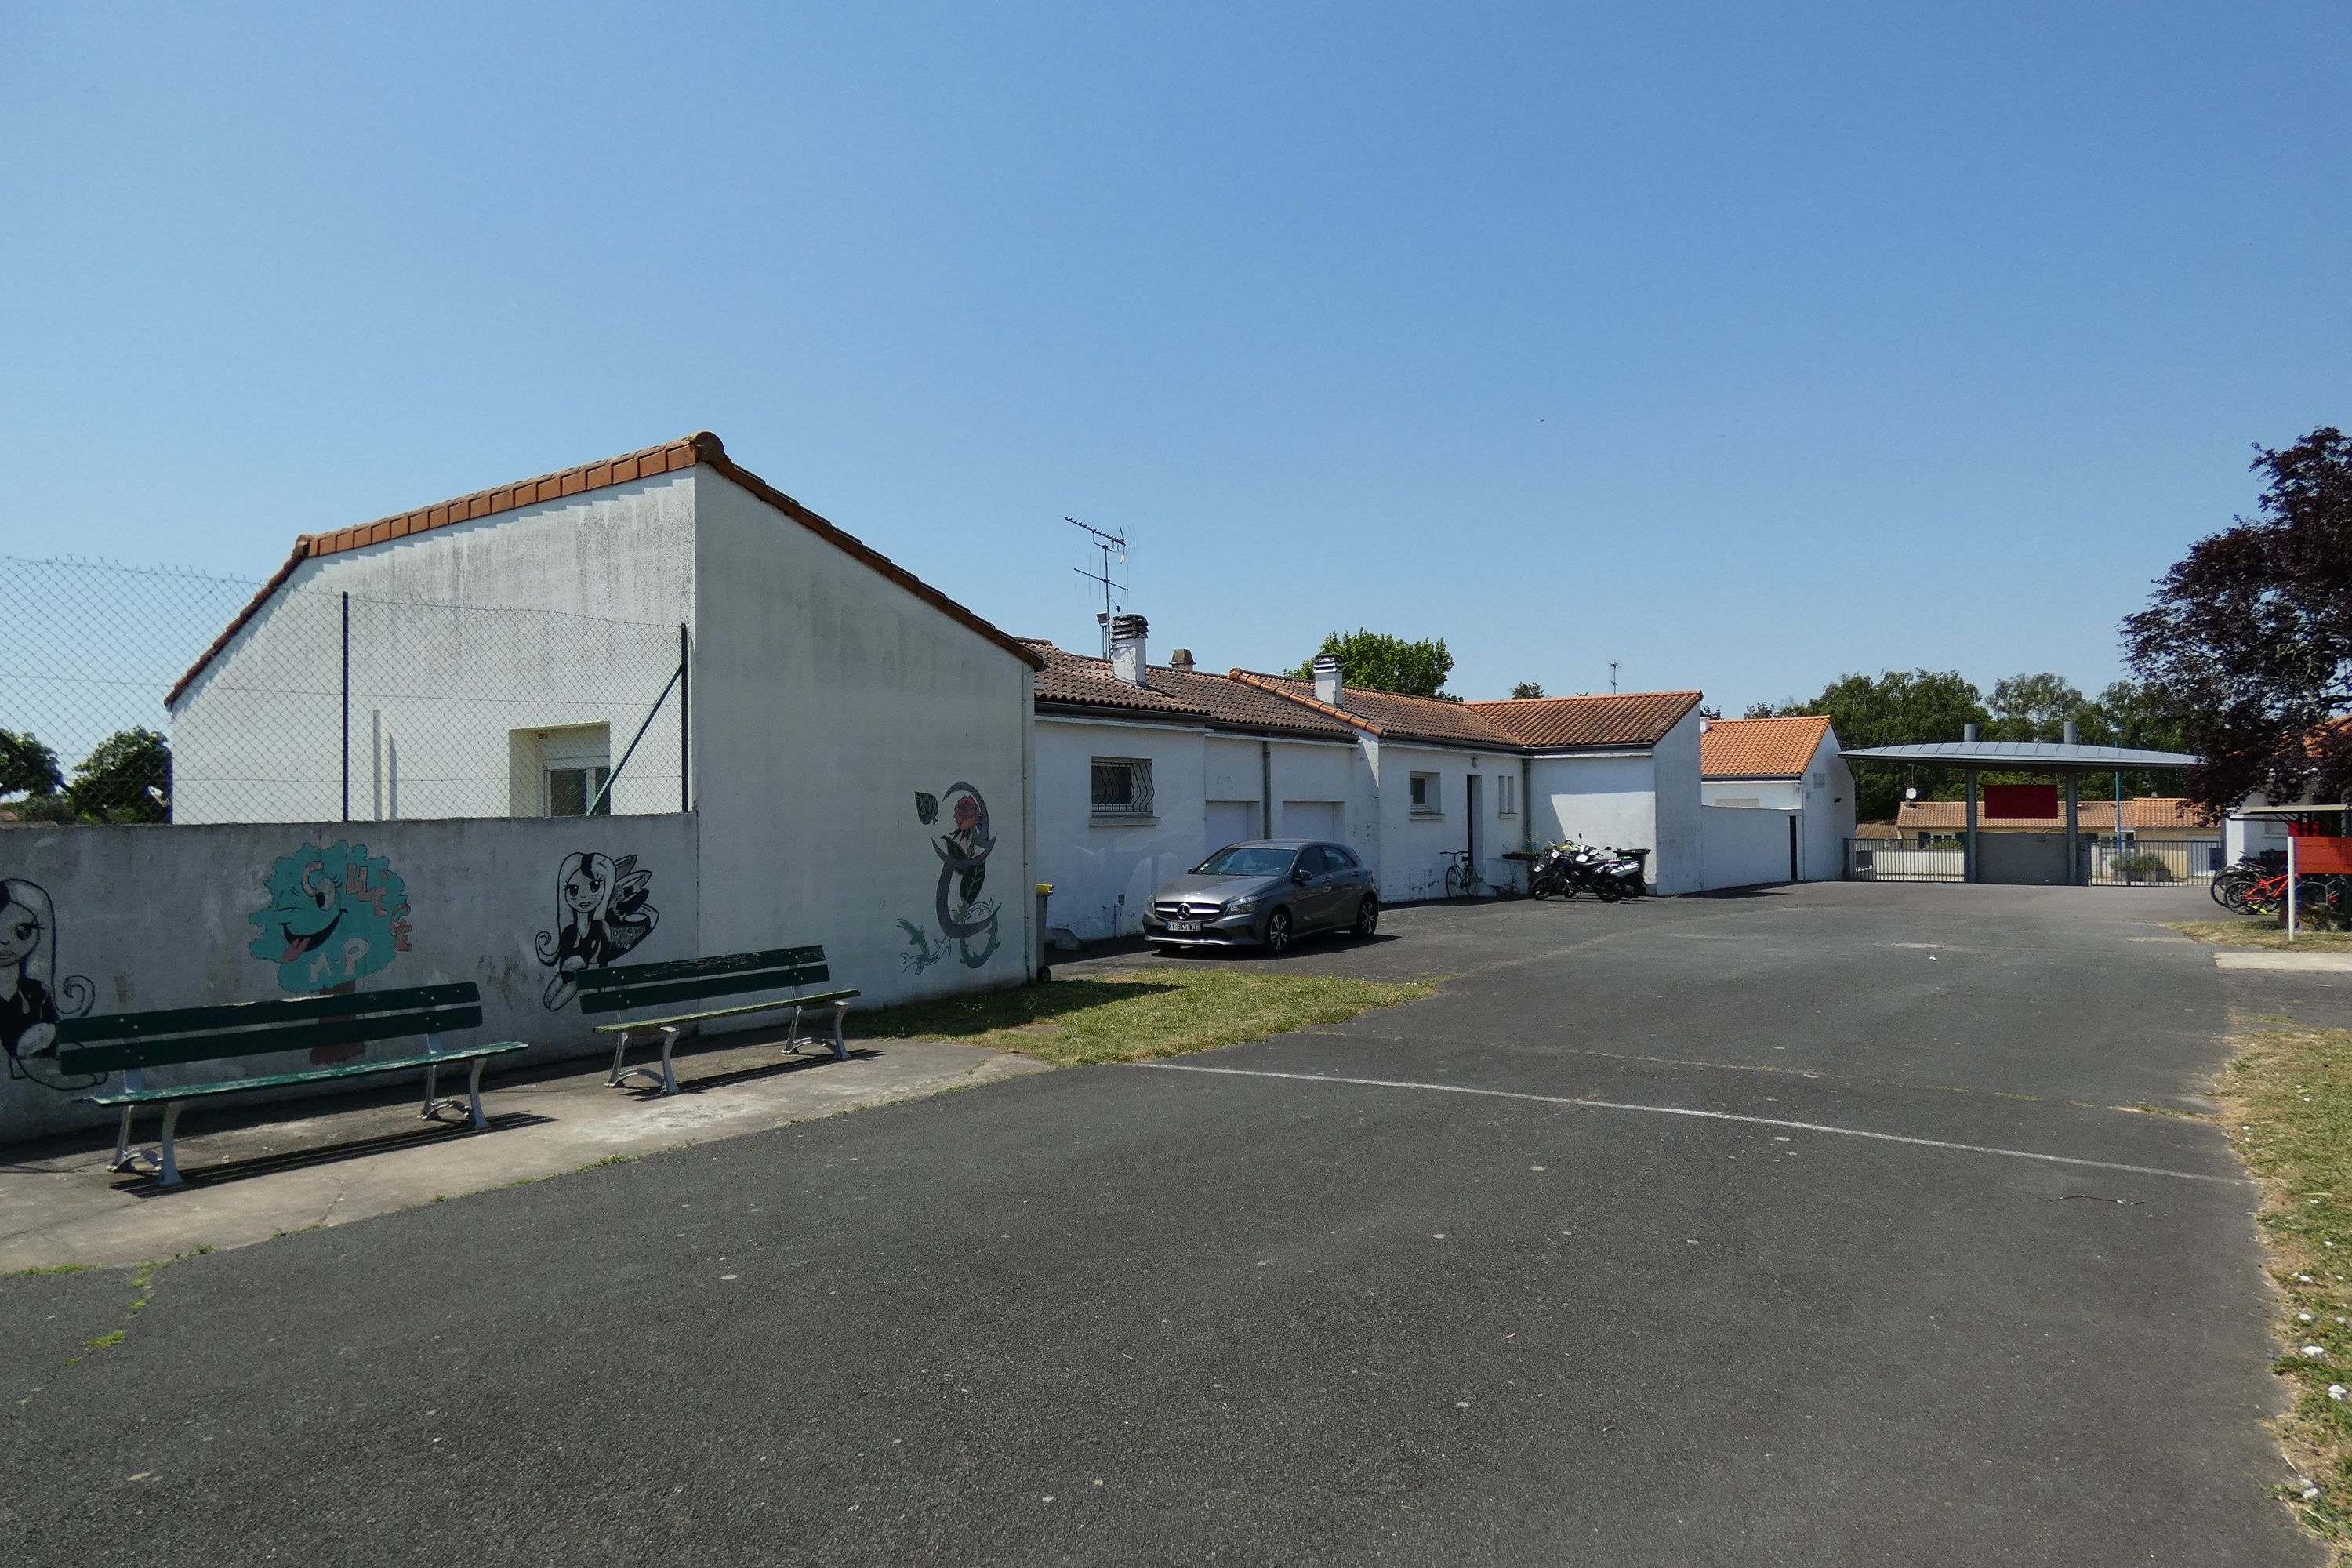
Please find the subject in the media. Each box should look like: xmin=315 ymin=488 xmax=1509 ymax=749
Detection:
xmin=1095 ymin=612 xmax=1112 ymax=659
xmin=2063 ymin=719 xmax=2078 ymax=745
xmin=1169 ymin=648 xmax=1195 ymax=672
xmin=1963 ymin=722 xmax=1979 ymax=742
xmin=1313 ymin=655 xmax=1344 ymax=708
xmin=1109 ymin=613 xmax=1149 ymax=687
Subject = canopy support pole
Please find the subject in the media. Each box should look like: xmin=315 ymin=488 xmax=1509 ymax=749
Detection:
xmin=1964 ymin=769 xmax=1978 ymax=883
xmin=2064 ymin=773 xmax=2079 ymax=886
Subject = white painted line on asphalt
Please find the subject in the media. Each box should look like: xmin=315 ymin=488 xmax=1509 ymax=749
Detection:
xmin=1132 ymin=1063 xmax=2250 ymax=1186
xmin=2213 ymin=951 xmax=2352 ymax=972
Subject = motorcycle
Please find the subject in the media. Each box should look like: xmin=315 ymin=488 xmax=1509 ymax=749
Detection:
xmin=1530 ymin=840 xmax=1645 ymax=902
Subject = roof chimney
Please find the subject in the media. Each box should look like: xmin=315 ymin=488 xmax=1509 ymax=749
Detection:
xmin=1169 ymin=648 xmax=1195 ymax=672
xmin=1963 ymin=722 xmax=1980 ymax=742
xmin=1313 ymin=655 xmax=1344 ymax=708
xmin=1109 ymin=613 xmax=1149 ymax=687
xmin=2063 ymin=720 xmax=2078 ymax=745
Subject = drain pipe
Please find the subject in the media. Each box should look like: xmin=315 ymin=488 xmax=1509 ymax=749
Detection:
xmin=1261 ymin=739 xmax=1272 ymax=838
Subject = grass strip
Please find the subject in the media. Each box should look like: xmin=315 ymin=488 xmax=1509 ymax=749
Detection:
xmin=2217 ymin=1020 xmax=2352 ymax=1555
xmin=851 ymin=968 xmax=1436 ymax=1067
xmin=2171 ymin=920 xmax=2352 ymax=953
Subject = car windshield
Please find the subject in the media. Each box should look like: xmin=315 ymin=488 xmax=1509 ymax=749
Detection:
xmin=1192 ymin=846 xmax=1296 ymax=877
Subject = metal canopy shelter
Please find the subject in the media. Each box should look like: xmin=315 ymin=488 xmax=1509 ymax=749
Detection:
xmin=1842 ymin=733 xmax=2200 ymax=885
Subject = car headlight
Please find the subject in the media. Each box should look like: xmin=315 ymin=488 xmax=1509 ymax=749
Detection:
xmin=1225 ymin=896 xmax=1259 ymax=914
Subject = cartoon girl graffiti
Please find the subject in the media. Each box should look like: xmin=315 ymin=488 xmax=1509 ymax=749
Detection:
xmin=2 ymin=878 xmax=96 ymax=1086
xmin=534 ymin=851 xmax=658 ymax=1009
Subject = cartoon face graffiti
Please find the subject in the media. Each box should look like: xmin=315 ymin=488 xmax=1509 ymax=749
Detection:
xmin=247 ymin=843 xmax=412 ymax=992
xmin=1 ymin=877 xmax=96 ymax=1080
xmin=535 ymin=851 xmax=658 ymax=1009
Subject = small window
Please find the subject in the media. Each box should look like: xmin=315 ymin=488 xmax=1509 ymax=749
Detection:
xmin=1497 ymin=775 xmax=1518 ymax=818
xmin=1091 ymin=757 xmax=1155 ymax=818
xmin=1809 ymin=771 xmax=1827 ymax=789
xmin=1325 ymin=844 xmax=1359 ymax=869
xmin=548 ymin=765 xmax=612 ymax=817
xmin=1410 ymin=772 xmax=1440 ymax=815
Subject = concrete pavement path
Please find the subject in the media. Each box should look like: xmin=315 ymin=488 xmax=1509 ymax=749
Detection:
xmin=2 ymin=884 xmax=2319 ymax=1566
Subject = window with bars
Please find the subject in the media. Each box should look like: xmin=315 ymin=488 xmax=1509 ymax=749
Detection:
xmin=1091 ymin=757 xmax=1155 ymax=819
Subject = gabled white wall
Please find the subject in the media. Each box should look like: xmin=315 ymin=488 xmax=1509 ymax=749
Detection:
xmin=1699 ymin=728 xmax=1856 ymax=881
xmin=171 ymin=476 xmax=698 ymax=824
xmin=690 ymin=471 xmax=1034 ymax=1005
xmin=1528 ymin=752 xmax=1660 ymax=887
xmin=1367 ymin=742 xmax=1528 ymax=902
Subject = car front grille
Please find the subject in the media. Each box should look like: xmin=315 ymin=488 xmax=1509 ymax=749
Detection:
xmin=1154 ymin=900 xmax=1223 ymax=920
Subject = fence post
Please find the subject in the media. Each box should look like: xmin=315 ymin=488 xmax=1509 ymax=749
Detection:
xmin=2288 ymin=830 xmax=2299 ymax=942
xmin=340 ymin=591 xmax=350 ymax=823
xmin=679 ymin=622 xmax=691 ymax=814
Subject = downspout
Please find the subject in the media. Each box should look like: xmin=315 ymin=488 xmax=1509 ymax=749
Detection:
xmin=1261 ymin=739 xmax=1272 ymax=839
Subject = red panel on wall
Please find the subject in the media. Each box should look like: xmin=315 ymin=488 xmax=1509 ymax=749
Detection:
xmin=2292 ymin=837 xmax=2352 ymax=874
xmin=1984 ymin=783 xmax=2060 ymax=819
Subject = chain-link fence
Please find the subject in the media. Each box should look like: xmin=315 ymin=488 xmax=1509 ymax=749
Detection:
xmin=2 ymin=556 xmax=688 ymax=825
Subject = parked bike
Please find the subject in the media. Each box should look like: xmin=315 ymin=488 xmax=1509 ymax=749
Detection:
xmin=1529 ymin=840 xmax=1644 ymax=902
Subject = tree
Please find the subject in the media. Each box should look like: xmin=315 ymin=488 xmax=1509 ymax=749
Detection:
xmin=67 ymin=728 xmax=172 ymax=823
xmin=0 ymin=729 xmax=63 ymax=800
xmin=2123 ymin=427 xmax=2352 ymax=814
xmin=1986 ymin=673 xmax=2106 ymax=744
xmin=1740 ymin=701 xmax=1778 ymax=719
xmin=1778 ymin=669 xmax=1989 ymax=820
xmin=1509 ymin=681 xmax=1545 ymax=700
xmin=1290 ymin=630 xmax=1457 ymax=700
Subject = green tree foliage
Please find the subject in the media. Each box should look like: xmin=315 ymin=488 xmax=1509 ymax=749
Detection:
xmin=2124 ymin=427 xmax=2352 ymax=813
xmin=1509 ymin=681 xmax=1545 ymax=700
xmin=0 ymin=729 xmax=64 ymax=800
xmin=1986 ymin=673 xmax=2105 ymax=743
xmin=1290 ymin=630 xmax=1457 ymax=700
xmin=67 ymin=728 xmax=172 ymax=824
xmin=1777 ymin=670 xmax=1989 ymax=820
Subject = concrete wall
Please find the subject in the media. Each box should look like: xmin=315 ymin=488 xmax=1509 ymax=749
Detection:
xmin=1528 ymin=752 xmax=1661 ymax=887
xmin=1364 ymin=742 xmax=1527 ymax=903
xmin=0 ymin=814 xmax=700 ymax=1144
xmin=1698 ymin=804 xmax=1798 ymax=891
xmin=689 ymin=471 xmax=1035 ymax=1004
xmin=1034 ymin=716 xmax=1207 ymax=941
xmin=1649 ymin=708 xmax=1705 ymax=895
xmin=171 ymin=476 xmax=699 ymax=825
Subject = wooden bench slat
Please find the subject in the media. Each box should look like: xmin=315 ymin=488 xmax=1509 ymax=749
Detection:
xmin=590 ymin=988 xmax=860 ymax=1035
xmin=60 ymin=1005 xmax=487 ymax=1075
xmin=85 ymin=1041 xmax=528 ymax=1107
xmin=577 ymin=946 xmax=826 ymax=993
xmin=579 ymin=964 xmax=829 ymax=1016
xmin=59 ymin=982 xmax=481 ymax=1045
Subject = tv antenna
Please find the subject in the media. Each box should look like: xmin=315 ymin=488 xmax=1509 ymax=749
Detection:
xmin=1609 ymin=661 xmax=1620 ymax=695
xmin=1067 ymin=515 xmax=1130 ymax=619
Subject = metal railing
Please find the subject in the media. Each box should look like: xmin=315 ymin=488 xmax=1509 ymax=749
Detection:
xmin=1845 ymin=840 xmax=1965 ymax=883
xmin=2084 ymin=837 xmax=2223 ymax=887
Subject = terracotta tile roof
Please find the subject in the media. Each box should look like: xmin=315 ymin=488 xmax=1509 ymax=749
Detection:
xmin=1853 ymin=821 xmax=1903 ymax=839
xmin=1700 ymin=715 xmax=1835 ymax=779
xmin=168 ymin=432 xmax=1041 ymax=706
xmin=1893 ymin=797 xmax=2213 ymax=832
xmin=1232 ymin=673 xmax=1539 ymax=748
xmin=1464 ymin=690 xmax=1704 ymax=750
xmin=1029 ymin=643 xmax=1210 ymax=718
xmin=1029 ymin=646 xmax=1356 ymax=736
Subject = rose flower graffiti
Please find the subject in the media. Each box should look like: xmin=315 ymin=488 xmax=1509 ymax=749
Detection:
xmin=898 ymin=783 xmax=1002 ymax=972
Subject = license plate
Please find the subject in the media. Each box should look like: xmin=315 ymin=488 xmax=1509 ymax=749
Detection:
xmin=1171 ymin=920 xmax=1200 ymax=933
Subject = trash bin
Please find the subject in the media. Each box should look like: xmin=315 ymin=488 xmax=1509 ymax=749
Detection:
xmin=1033 ymin=883 xmax=1054 ymax=984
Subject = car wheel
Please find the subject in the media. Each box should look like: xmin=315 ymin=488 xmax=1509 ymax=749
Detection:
xmin=1262 ymin=909 xmax=1292 ymax=956
xmin=1352 ymin=896 xmax=1379 ymax=938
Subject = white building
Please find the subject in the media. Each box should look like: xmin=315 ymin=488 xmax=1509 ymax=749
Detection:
xmin=1029 ymin=618 xmax=1710 ymax=935
xmin=1698 ymin=715 xmax=1857 ymax=883
xmin=166 ymin=432 xmax=1044 ymax=1007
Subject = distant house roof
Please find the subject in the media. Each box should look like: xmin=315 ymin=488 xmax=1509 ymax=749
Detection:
xmin=1853 ymin=821 xmax=1904 ymax=839
xmin=1701 ymin=715 xmax=1835 ymax=779
xmin=1029 ymin=642 xmax=1211 ymax=719
xmin=1465 ymin=691 xmax=1704 ymax=750
xmin=169 ymin=432 xmax=1042 ymax=706
xmin=1894 ymin=797 xmax=2213 ymax=832
xmin=1231 ymin=673 xmax=1525 ymax=748
xmin=1029 ymin=644 xmax=1357 ymax=738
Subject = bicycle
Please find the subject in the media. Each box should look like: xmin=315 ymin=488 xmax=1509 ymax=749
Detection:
xmin=1440 ymin=850 xmax=1483 ymax=902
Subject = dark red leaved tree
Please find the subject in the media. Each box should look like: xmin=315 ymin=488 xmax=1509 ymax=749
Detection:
xmin=2123 ymin=427 xmax=2352 ymax=813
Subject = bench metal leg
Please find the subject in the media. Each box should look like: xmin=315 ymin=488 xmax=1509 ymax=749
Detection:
xmin=606 ymin=1029 xmax=637 ymax=1088
xmin=418 ymin=1059 xmax=491 ymax=1128
xmin=610 ymin=1026 xmax=685 ymax=1096
xmin=823 ymin=1001 xmax=848 ymax=1061
xmin=656 ymin=1025 xmax=681 ymax=1096
xmin=110 ymin=1105 xmax=138 ymax=1173
xmin=463 ymin=1057 xmax=488 ymax=1128
xmin=422 ymin=1062 xmax=441 ymax=1118
xmin=155 ymin=1101 xmax=183 ymax=1189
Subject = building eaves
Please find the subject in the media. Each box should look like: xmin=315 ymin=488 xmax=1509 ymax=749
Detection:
xmin=168 ymin=432 xmax=1043 ymax=708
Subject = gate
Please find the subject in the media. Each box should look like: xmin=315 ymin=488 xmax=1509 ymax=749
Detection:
xmin=1846 ymin=840 xmax=1964 ymax=883
xmin=2084 ymin=838 xmax=2223 ymax=887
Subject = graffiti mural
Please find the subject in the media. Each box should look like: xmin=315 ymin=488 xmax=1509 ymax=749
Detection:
xmin=535 ymin=851 xmax=659 ymax=1009
xmin=898 ymin=783 xmax=1001 ymax=971
xmin=248 ymin=842 xmax=412 ymax=993
xmin=1 ymin=877 xmax=96 ymax=1089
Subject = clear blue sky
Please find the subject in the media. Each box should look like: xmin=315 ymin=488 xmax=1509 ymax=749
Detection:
xmin=4 ymin=3 xmax=2343 ymax=711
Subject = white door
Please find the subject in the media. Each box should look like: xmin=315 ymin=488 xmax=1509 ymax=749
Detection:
xmin=1282 ymin=800 xmax=1341 ymax=840
xmin=1205 ymin=800 xmax=1257 ymax=855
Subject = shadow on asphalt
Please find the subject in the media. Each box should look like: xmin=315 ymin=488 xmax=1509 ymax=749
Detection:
xmin=108 ymin=1109 xmax=560 ymax=1196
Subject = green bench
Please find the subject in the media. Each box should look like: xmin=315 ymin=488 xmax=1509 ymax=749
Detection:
xmin=581 ymin=945 xmax=859 ymax=1098
xmin=56 ymin=982 xmax=524 ymax=1189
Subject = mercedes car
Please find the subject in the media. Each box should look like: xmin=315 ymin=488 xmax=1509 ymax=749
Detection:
xmin=1142 ymin=839 xmax=1378 ymax=956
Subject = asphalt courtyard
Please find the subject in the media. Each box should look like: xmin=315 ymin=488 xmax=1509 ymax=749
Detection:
xmin=2 ymin=883 xmax=2324 ymax=1566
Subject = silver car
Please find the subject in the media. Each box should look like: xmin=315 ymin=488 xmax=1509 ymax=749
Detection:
xmin=1142 ymin=839 xmax=1379 ymax=956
